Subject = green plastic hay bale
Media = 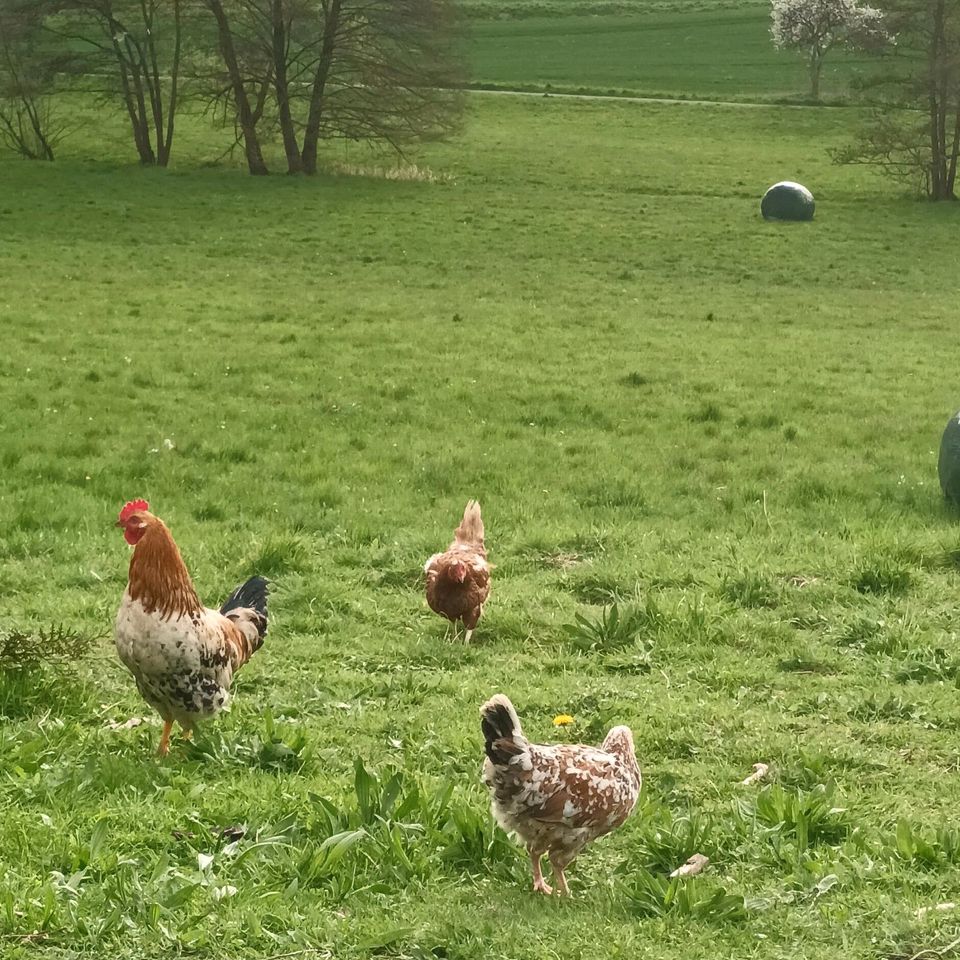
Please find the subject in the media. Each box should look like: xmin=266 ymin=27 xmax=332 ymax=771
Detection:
xmin=761 ymin=181 xmax=815 ymax=222
xmin=938 ymin=412 xmax=960 ymax=502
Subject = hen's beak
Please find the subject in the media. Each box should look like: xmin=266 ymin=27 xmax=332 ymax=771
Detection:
xmin=115 ymin=520 xmax=124 ymax=528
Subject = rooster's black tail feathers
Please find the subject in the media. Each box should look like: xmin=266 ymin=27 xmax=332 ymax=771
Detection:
xmin=220 ymin=576 xmax=269 ymax=640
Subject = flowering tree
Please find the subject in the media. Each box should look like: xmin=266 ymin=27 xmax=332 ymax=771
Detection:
xmin=771 ymin=0 xmax=887 ymax=99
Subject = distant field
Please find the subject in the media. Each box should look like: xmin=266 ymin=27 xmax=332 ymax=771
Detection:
xmin=458 ymin=0 xmax=758 ymax=17
xmin=467 ymin=9 xmax=880 ymax=101
xmin=3 ymin=90 xmax=960 ymax=959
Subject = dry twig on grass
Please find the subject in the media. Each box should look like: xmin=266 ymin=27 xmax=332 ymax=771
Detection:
xmin=105 ymin=717 xmax=148 ymax=731
xmin=740 ymin=762 xmax=769 ymax=786
xmin=669 ymin=854 xmax=709 ymax=878
xmin=915 ymin=903 xmax=958 ymax=919
xmin=906 ymin=936 xmax=960 ymax=960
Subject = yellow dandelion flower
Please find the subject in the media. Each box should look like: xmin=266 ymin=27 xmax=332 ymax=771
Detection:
xmin=553 ymin=714 xmax=574 ymax=726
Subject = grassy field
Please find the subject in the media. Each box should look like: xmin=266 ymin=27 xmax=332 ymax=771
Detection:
xmin=466 ymin=8 xmax=880 ymax=101
xmin=457 ymin=0 xmax=771 ymax=18
xmin=2 ymin=88 xmax=960 ymax=960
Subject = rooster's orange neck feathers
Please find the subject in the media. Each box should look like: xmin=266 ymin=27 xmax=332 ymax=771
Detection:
xmin=128 ymin=520 xmax=203 ymax=621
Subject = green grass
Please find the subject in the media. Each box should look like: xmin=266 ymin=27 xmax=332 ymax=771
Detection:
xmin=467 ymin=9 xmax=881 ymax=101
xmin=458 ymin=0 xmax=771 ymax=18
xmin=2 ymin=91 xmax=960 ymax=959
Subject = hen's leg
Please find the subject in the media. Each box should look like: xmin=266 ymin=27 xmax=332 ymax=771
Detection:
xmin=463 ymin=607 xmax=481 ymax=644
xmin=529 ymin=850 xmax=553 ymax=895
xmin=548 ymin=851 xmax=574 ymax=896
xmin=158 ymin=719 xmax=174 ymax=757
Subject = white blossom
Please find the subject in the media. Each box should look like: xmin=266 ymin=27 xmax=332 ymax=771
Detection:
xmin=770 ymin=0 xmax=888 ymax=97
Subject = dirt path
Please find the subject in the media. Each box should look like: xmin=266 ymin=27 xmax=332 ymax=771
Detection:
xmin=467 ymin=86 xmax=827 ymax=109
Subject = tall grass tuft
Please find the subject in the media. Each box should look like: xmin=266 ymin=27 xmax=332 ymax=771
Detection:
xmin=620 ymin=868 xmax=747 ymax=922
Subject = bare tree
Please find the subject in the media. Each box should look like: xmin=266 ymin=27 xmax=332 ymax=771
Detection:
xmin=834 ymin=0 xmax=960 ymax=199
xmin=200 ymin=0 xmax=271 ymax=174
xmin=0 ymin=0 xmax=70 ymax=159
xmin=198 ymin=0 xmax=464 ymax=175
xmin=43 ymin=0 xmax=184 ymax=166
xmin=771 ymin=0 xmax=888 ymax=99
xmin=269 ymin=0 xmax=306 ymax=173
xmin=297 ymin=0 xmax=465 ymax=174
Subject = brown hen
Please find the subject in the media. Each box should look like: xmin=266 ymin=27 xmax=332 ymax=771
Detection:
xmin=424 ymin=500 xmax=490 ymax=643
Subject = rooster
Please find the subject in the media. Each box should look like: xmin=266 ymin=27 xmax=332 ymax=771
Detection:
xmin=480 ymin=694 xmax=641 ymax=896
xmin=113 ymin=499 xmax=268 ymax=756
xmin=424 ymin=500 xmax=490 ymax=643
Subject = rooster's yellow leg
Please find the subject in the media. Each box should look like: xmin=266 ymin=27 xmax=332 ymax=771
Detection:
xmin=158 ymin=720 xmax=174 ymax=757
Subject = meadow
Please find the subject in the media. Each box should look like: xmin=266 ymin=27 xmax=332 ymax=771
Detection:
xmin=466 ymin=7 xmax=880 ymax=101
xmin=463 ymin=0 xmax=896 ymax=103
xmin=1 ymin=36 xmax=960 ymax=960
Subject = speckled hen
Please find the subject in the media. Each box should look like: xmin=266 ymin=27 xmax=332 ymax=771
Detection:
xmin=424 ymin=500 xmax=490 ymax=643
xmin=114 ymin=499 xmax=268 ymax=757
xmin=480 ymin=694 xmax=641 ymax=895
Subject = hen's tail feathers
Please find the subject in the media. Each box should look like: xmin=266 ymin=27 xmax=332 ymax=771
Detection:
xmin=220 ymin=577 xmax=270 ymax=663
xmin=480 ymin=694 xmax=526 ymax=765
xmin=455 ymin=499 xmax=484 ymax=549
xmin=602 ymin=724 xmax=636 ymax=760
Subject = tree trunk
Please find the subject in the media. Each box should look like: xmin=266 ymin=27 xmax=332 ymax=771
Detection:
xmin=946 ymin=102 xmax=960 ymax=198
xmin=135 ymin=2 xmax=167 ymax=164
xmin=206 ymin=0 xmax=269 ymax=175
xmin=809 ymin=50 xmax=822 ymax=101
xmin=137 ymin=0 xmax=178 ymax=167
xmin=25 ymin=99 xmax=54 ymax=161
xmin=271 ymin=0 xmax=302 ymax=174
xmin=117 ymin=26 xmax=158 ymax=165
xmin=926 ymin=0 xmax=953 ymax=199
xmin=128 ymin=78 xmax=156 ymax=164
xmin=159 ymin=0 xmax=182 ymax=167
xmin=300 ymin=0 xmax=342 ymax=175
xmin=130 ymin=70 xmax=156 ymax=165
xmin=929 ymin=90 xmax=944 ymax=197
xmin=111 ymin=33 xmax=156 ymax=165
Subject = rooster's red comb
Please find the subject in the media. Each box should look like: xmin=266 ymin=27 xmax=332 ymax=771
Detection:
xmin=118 ymin=499 xmax=150 ymax=523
